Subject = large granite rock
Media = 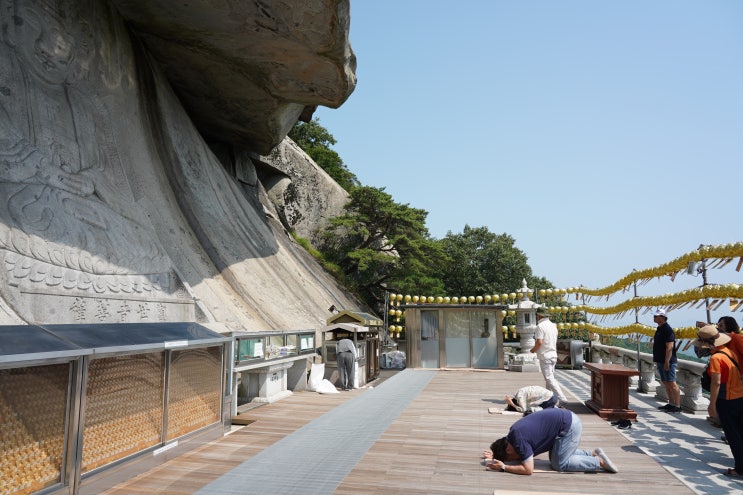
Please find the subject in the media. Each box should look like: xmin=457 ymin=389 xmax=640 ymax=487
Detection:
xmin=111 ymin=0 xmax=357 ymax=154
xmin=252 ymin=139 xmax=349 ymax=246
xmin=0 ymin=0 xmax=362 ymax=330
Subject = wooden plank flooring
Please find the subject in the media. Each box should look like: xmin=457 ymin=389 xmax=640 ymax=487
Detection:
xmin=100 ymin=369 xmax=696 ymax=495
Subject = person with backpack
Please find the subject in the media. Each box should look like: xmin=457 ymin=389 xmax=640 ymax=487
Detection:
xmin=693 ymin=324 xmax=743 ymax=479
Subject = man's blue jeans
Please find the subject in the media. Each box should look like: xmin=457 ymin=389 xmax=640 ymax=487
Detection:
xmin=549 ymin=412 xmax=601 ymax=472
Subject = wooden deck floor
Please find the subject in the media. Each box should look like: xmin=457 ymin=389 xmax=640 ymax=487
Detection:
xmin=100 ymin=369 xmax=700 ymax=495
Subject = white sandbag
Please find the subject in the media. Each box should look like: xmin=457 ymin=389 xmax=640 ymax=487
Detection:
xmin=316 ymin=378 xmax=340 ymax=394
xmin=307 ymin=362 xmax=324 ymax=392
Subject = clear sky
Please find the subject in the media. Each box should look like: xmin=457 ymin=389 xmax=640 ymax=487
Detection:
xmin=315 ymin=0 xmax=743 ymax=328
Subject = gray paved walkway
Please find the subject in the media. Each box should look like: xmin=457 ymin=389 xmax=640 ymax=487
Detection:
xmin=195 ymin=370 xmax=436 ymax=495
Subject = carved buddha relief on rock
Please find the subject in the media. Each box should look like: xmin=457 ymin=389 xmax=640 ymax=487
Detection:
xmin=0 ymin=0 xmax=192 ymax=324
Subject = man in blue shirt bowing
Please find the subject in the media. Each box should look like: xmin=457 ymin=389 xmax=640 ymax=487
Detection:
xmin=482 ymin=408 xmax=618 ymax=475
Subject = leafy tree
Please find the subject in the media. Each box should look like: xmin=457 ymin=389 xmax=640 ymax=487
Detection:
xmin=288 ymin=118 xmax=359 ymax=191
xmin=322 ymin=186 xmax=445 ymax=313
xmin=437 ymin=225 xmax=552 ymax=296
xmin=288 ymin=118 xmax=557 ymax=314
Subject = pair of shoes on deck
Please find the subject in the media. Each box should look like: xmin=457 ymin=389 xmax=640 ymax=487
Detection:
xmin=610 ymin=419 xmax=632 ymax=429
xmin=658 ymin=403 xmax=682 ymax=413
xmin=725 ymin=468 xmax=743 ymax=479
xmin=593 ymin=447 xmax=619 ymax=473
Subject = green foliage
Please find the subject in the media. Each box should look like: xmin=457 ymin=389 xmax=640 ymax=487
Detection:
xmin=291 ymin=233 xmax=322 ymax=258
xmin=437 ymin=225 xmax=553 ymax=295
xmin=321 ymin=186 xmax=444 ymax=312
xmin=287 ymin=117 xmax=555 ymax=314
xmin=288 ymin=118 xmax=359 ymax=191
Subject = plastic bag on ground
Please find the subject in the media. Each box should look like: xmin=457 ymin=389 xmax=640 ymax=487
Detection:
xmin=316 ymin=378 xmax=340 ymax=394
xmin=307 ymin=363 xmax=324 ymax=392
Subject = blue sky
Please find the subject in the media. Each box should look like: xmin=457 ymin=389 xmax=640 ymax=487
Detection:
xmin=315 ymin=0 xmax=743 ymax=328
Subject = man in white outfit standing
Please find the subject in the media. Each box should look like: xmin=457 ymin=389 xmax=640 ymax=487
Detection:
xmin=530 ymin=306 xmax=568 ymax=403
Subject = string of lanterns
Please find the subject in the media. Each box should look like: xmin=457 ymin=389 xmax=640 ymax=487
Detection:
xmin=567 ymin=242 xmax=743 ymax=298
xmin=386 ymin=242 xmax=741 ymax=340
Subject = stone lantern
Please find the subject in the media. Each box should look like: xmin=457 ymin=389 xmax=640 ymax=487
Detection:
xmin=508 ymin=279 xmax=541 ymax=372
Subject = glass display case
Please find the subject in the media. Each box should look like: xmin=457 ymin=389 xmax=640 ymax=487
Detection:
xmin=0 ymin=362 xmax=69 ymax=494
xmin=234 ymin=330 xmax=315 ymax=365
xmin=0 ymin=322 xmax=231 ymax=495
xmin=231 ymin=330 xmax=318 ymax=408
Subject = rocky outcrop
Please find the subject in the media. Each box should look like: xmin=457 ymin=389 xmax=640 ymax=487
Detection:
xmin=0 ymin=0 xmax=362 ymax=331
xmin=110 ymin=0 xmax=357 ymax=154
xmin=252 ymin=139 xmax=349 ymax=247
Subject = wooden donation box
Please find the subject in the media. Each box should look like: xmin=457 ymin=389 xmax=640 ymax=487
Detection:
xmin=584 ymin=362 xmax=640 ymax=421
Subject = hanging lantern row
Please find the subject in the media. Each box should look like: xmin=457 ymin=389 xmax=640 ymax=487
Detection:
xmin=502 ymin=321 xmax=697 ymax=340
xmin=385 ymin=243 xmax=742 ymax=341
xmin=573 ymin=322 xmax=699 ymax=340
xmin=389 ymin=293 xmax=533 ymax=305
xmin=388 ymin=324 xmax=404 ymax=339
xmin=574 ymin=284 xmax=743 ymax=316
xmin=392 ymin=284 xmax=741 ymax=318
xmin=566 ymin=242 xmax=743 ymax=298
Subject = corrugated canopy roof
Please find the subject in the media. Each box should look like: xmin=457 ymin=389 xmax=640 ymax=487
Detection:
xmin=326 ymin=310 xmax=383 ymax=327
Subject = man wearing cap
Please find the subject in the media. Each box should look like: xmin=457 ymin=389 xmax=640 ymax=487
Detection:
xmin=530 ymin=306 xmax=568 ymax=403
xmin=652 ymin=309 xmax=681 ymax=413
xmin=693 ymin=324 xmax=743 ymax=478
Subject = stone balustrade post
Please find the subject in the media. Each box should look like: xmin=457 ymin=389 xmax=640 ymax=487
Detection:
xmin=678 ymin=365 xmax=709 ymax=414
xmin=623 ymin=354 xmax=641 ymax=390
xmin=638 ymin=358 xmax=659 ymax=394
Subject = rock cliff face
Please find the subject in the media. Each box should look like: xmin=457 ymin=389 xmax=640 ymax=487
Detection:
xmin=0 ymin=0 xmax=361 ymax=331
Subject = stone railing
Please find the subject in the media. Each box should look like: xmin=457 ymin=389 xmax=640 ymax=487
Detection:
xmin=589 ymin=342 xmax=708 ymax=414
